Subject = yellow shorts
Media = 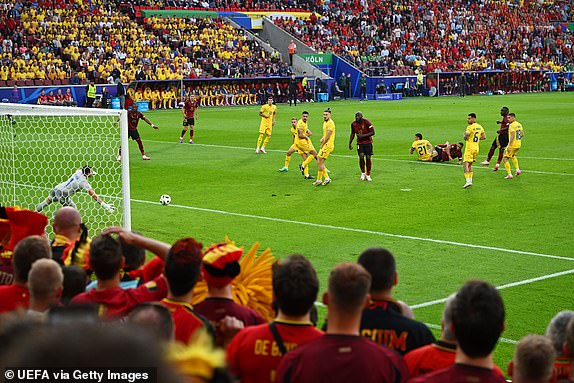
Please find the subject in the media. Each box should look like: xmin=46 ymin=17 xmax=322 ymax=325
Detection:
xmin=288 ymin=144 xmax=303 ymax=155
xmin=296 ymin=140 xmax=315 ymax=154
xmin=504 ymin=147 xmax=520 ymax=158
xmin=318 ymin=146 xmax=333 ymax=159
xmin=463 ymin=148 xmax=478 ymax=163
xmin=418 ymin=154 xmax=432 ymax=162
xmin=259 ymin=123 xmax=272 ymax=135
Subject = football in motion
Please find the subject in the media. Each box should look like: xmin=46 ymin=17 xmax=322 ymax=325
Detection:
xmin=159 ymin=194 xmax=171 ymax=206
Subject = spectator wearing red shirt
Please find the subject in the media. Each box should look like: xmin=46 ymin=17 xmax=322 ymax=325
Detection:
xmin=161 ymin=237 xmax=213 ymax=345
xmin=71 ymin=228 xmax=171 ymax=318
xmin=0 ymin=236 xmax=52 ymax=313
xmin=546 ymin=311 xmax=574 ymax=381
xmin=276 ymin=263 xmax=408 ymax=383
xmin=227 ymin=255 xmax=323 ymax=383
xmin=194 ymin=243 xmax=265 ymax=347
xmin=508 ymin=335 xmax=556 ymax=383
xmin=408 ymin=280 xmax=507 ymax=383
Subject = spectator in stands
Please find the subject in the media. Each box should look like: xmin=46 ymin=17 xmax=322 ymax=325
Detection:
xmin=61 ymin=266 xmax=87 ymax=306
xmin=409 ymin=280 xmax=506 ymax=383
xmin=546 ymin=311 xmax=574 ymax=381
xmin=357 ymin=247 xmax=435 ymax=355
xmin=71 ymin=228 xmax=171 ymax=318
xmin=27 ymin=258 xmax=63 ymax=318
xmin=563 ymin=318 xmax=574 ymax=383
xmin=128 ymin=302 xmax=175 ymax=342
xmin=227 ymin=254 xmax=322 ymax=383
xmin=0 ymin=236 xmax=52 ymax=313
xmin=50 ymin=207 xmax=89 ymax=268
xmin=161 ymin=237 xmax=213 ymax=344
xmin=194 ymin=243 xmax=265 ymax=347
xmin=276 ymin=263 xmax=409 ymax=383
xmin=509 ymin=335 xmax=556 ymax=383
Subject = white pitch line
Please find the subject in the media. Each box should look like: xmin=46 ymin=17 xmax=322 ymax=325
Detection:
xmin=411 ymin=268 xmax=574 ymax=310
xmin=146 ymin=140 xmax=574 ymax=177
xmin=131 ymin=198 xmax=574 ymax=262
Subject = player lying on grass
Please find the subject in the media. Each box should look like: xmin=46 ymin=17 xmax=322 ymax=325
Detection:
xmin=433 ymin=142 xmax=464 ymax=164
xmin=36 ymin=166 xmax=114 ymax=213
xmin=410 ymin=133 xmax=437 ymax=161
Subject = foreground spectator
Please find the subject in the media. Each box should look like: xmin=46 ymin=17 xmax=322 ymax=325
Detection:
xmin=71 ymin=228 xmax=170 ymax=318
xmin=546 ymin=311 xmax=574 ymax=381
xmin=61 ymin=266 xmax=87 ymax=305
xmin=277 ymin=262 xmax=408 ymax=383
xmin=409 ymin=280 xmax=506 ymax=383
xmin=161 ymin=237 xmax=213 ymax=344
xmin=358 ymin=247 xmax=435 ymax=355
xmin=128 ymin=302 xmax=175 ymax=343
xmin=27 ymin=259 xmax=64 ymax=318
xmin=0 ymin=236 xmax=51 ymax=313
xmin=195 ymin=243 xmax=265 ymax=347
xmin=227 ymin=254 xmax=323 ymax=383
xmin=509 ymin=335 xmax=556 ymax=383
xmin=50 ymin=207 xmax=90 ymax=268
xmin=563 ymin=318 xmax=574 ymax=383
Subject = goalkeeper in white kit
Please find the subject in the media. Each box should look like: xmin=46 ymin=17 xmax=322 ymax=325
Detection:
xmin=36 ymin=166 xmax=114 ymax=213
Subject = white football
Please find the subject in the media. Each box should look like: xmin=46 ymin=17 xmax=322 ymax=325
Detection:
xmin=159 ymin=194 xmax=171 ymax=205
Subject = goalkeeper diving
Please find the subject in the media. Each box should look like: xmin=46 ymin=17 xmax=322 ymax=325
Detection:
xmin=36 ymin=166 xmax=114 ymax=213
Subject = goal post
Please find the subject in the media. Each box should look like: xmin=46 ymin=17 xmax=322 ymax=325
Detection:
xmin=0 ymin=103 xmax=131 ymax=237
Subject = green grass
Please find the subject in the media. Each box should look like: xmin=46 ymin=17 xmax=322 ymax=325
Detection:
xmin=13 ymin=92 xmax=574 ymax=373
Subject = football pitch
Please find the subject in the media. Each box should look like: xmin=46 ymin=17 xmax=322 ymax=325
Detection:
xmin=54 ymin=92 xmax=574 ymax=368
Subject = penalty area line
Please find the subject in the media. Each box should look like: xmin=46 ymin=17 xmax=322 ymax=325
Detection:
xmin=411 ymin=267 xmax=574 ymax=310
xmin=131 ymin=198 xmax=574 ymax=262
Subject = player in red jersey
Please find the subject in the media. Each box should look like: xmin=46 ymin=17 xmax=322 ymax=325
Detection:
xmin=117 ymin=103 xmax=158 ymax=161
xmin=161 ymin=237 xmax=213 ymax=344
xmin=432 ymin=142 xmax=464 ymax=164
xmin=276 ymin=263 xmax=408 ymax=383
xmin=0 ymin=236 xmax=51 ymax=313
xmin=349 ymin=111 xmax=376 ymax=181
xmin=63 ymin=88 xmax=74 ymax=106
xmin=480 ymin=107 xmax=510 ymax=171
xmin=194 ymin=243 xmax=265 ymax=347
xmin=408 ymin=280 xmax=506 ymax=383
xmin=71 ymin=228 xmax=171 ymax=318
xmin=227 ymin=255 xmax=323 ymax=383
xmin=180 ymin=95 xmax=199 ymax=144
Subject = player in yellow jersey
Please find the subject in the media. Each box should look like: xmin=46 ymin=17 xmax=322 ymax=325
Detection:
xmin=255 ymin=96 xmax=277 ymax=154
xmin=409 ymin=133 xmax=437 ymax=161
xmin=503 ymin=113 xmax=524 ymax=179
xmin=278 ymin=112 xmax=317 ymax=180
xmin=462 ymin=113 xmax=486 ymax=188
xmin=308 ymin=108 xmax=335 ymax=186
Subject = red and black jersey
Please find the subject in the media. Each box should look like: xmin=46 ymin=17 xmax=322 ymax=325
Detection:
xmin=499 ymin=115 xmax=510 ymax=135
xmin=70 ymin=276 xmax=168 ymax=318
xmin=183 ymin=100 xmax=198 ymax=118
xmin=408 ymin=363 xmax=506 ymax=383
xmin=195 ymin=297 xmax=266 ymax=347
xmin=436 ymin=144 xmax=463 ymax=161
xmin=227 ymin=320 xmax=323 ymax=383
xmin=351 ymin=118 xmax=375 ymax=145
xmin=128 ymin=110 xmax=144 ymax=131
xmin=64 ymin=93 xmax=73 ymax=101
xmin=56 ymin=94 xmax=65 ymax=101
xmin=276 ymin=334 xmax=409 ymax=383
xmin=0 ymin=284 xmax=29 ymax=313
xmin=360 ymin=298 xmax=435 ymax=355
xmin=554 ymin=357 xmax=571 ymax=381
xmin=405 ymin=341 xmax=506 ymax=378
xmin=161 ymin=298 xmax=214 ymax=344
xmin=38 ymin=94 xmax=48 ymax=104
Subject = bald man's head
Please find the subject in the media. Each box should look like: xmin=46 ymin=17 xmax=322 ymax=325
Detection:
xmin=52 ymin=207 xmax=81 ymax=240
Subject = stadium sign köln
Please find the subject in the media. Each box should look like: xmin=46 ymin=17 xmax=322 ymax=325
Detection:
xmin=298 ymin=54 xmax=333 ymax=65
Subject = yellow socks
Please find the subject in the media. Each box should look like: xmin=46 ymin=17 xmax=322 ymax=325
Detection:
xmin=511 ymin=157 xmax=519 ymax=171
xmin=262 ymin=136 xmax=270 ymax=149
xmin=504 ymin=161 xmax=511 ymax=175
xmin=256 ymin=134 xmax=264 ymax=148
xmin=284 ymin=155 xmax=291 ymax=168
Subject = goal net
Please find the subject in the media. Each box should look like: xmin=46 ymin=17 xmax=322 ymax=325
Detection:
xmin=0 ymin=104 xmax=131 ymax=237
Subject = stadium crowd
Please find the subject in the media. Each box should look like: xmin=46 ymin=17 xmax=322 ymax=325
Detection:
xmin=275 ymin=0 xmax=573 ymax=76
xmin=0 ymin=3 xmax=290 ymax=85
xmin=0 ymin=206 xmax=573 ymax=383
